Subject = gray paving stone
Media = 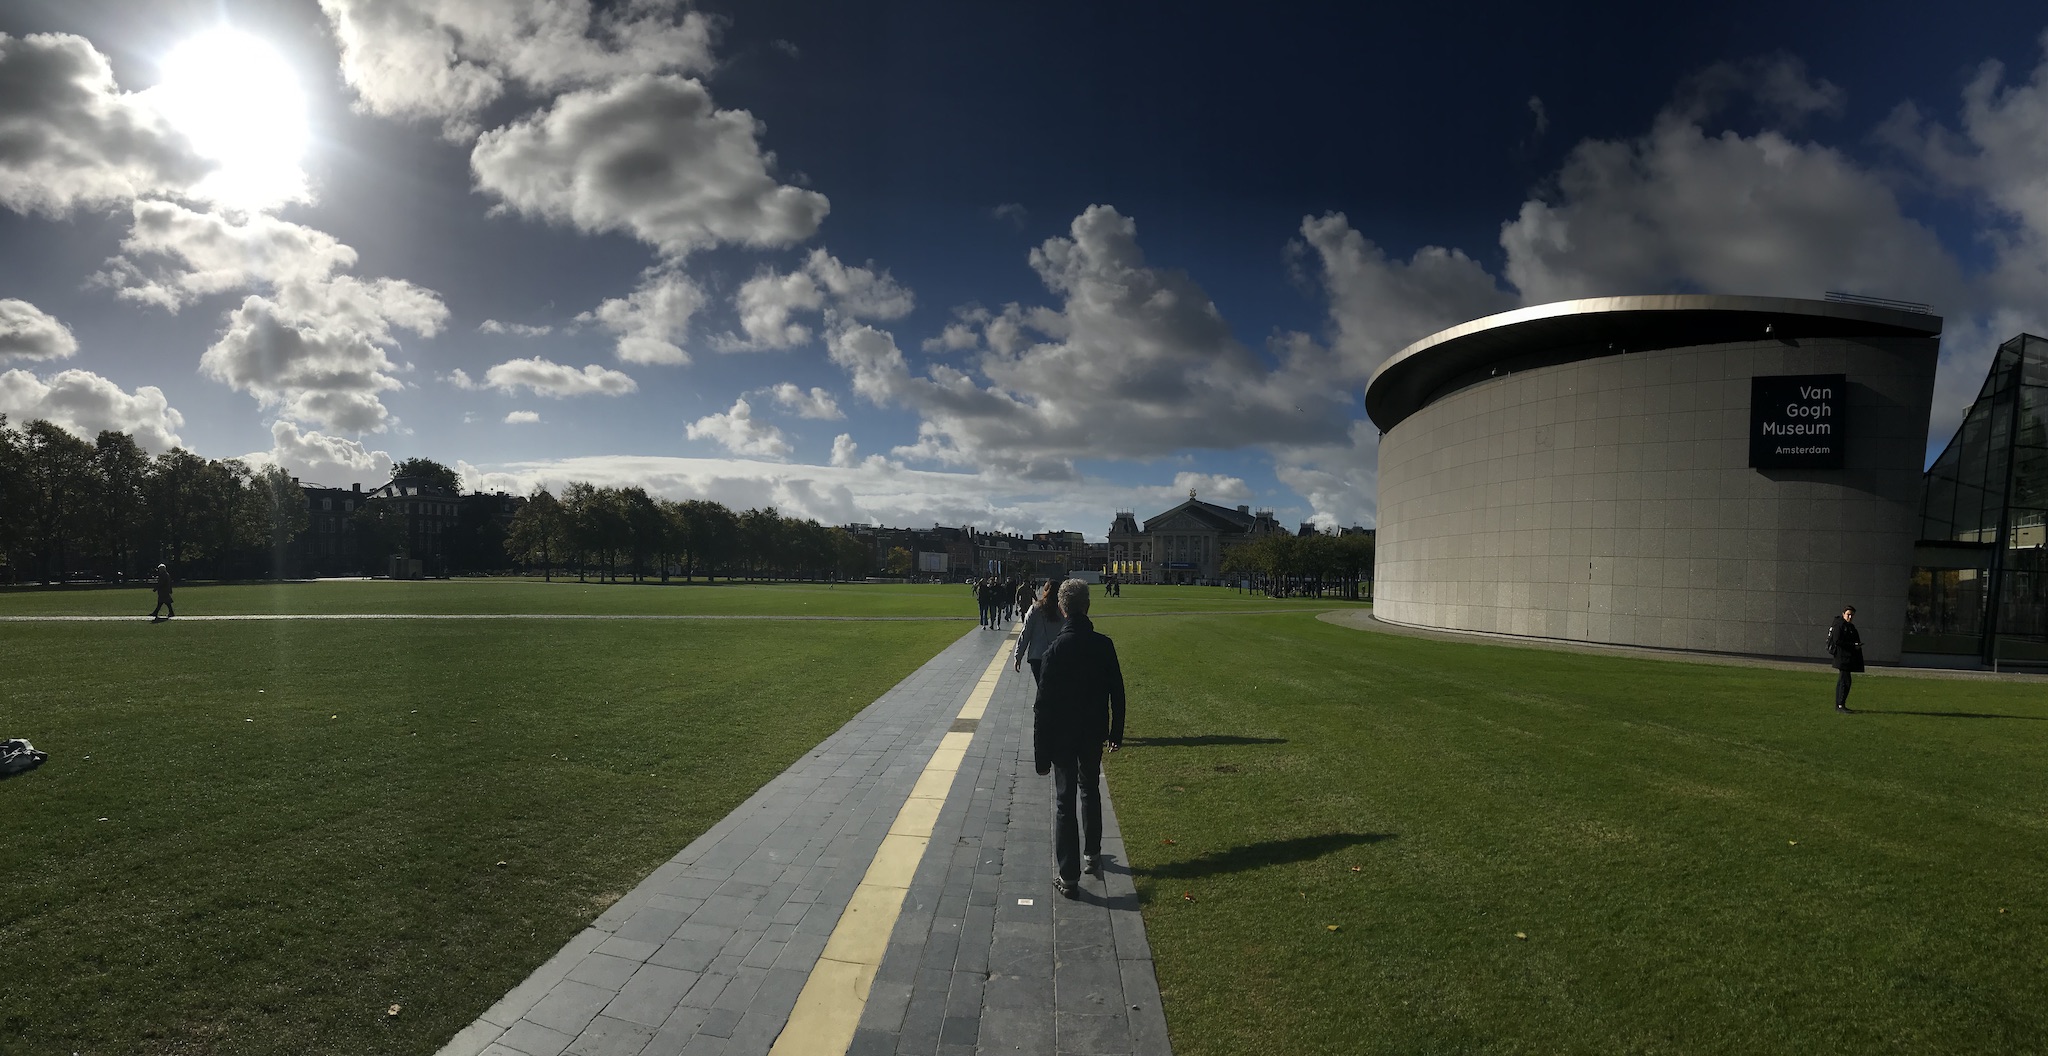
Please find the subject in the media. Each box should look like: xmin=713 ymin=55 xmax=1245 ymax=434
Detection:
xmin=563 ymin=1015 xmax=655 ymax=1056
xmin=650 ymin=937 xmax=725 ymax=974
xmin=497 ymin=1018 xmax=577 ymax=1056
xmin=1058 ymin=1011 xmax=1134 ymax=1055
xmin=604 ymin=963 xmax=701 ymax=1028
xmin=523 ymin=980 xmax=616 ymax=1038
xmin=697 ymin=1006 xmax=743 ymax=1038
xmin=566 ymin=952 xmax=643 ymax=991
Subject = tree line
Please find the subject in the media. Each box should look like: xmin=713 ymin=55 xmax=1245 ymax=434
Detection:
xmin=0 ymin=415 xmax=308 ymax=585
xmin=1220 ymin=530 xmax=1375 ymax=600
xmin=504 ymin=483 xmax=872 ymax=584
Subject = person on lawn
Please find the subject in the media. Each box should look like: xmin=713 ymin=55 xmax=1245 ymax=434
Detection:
xmin=149 ymin=563 xmax=175 ymax=621
xmin=1033 ymin=578 xmax=1126 ymax=899
xmin=1826 ymin=605 xmax=1863 ymax=712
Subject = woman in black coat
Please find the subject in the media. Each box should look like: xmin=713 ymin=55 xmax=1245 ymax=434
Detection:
xmin=1826 ymin=605 xmax=1863 ymax=712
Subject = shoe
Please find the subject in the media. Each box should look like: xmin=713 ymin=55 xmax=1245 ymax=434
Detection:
xmin=1053 ymin=876 xmax=1079 ymax=899
xmin=1085 ymin=855 xmax=1102 ymax=877
xmin=1836 ymin=705 xmax=1850 ymax=713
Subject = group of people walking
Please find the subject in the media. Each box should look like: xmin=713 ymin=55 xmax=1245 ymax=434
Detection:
xmin=971 ymin=575 xmax=1036 ymax=629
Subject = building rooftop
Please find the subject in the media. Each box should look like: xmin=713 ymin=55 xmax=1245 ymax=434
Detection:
xmin=1364 ymin=294 xmax=1944 ymax=432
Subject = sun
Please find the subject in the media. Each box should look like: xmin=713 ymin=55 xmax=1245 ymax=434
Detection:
xmin=152 ymin=29 xmax=309 ymax=211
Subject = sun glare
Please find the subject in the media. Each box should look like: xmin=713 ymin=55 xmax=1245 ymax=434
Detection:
xmin=153 ymin=29 xmax=309 ymax=211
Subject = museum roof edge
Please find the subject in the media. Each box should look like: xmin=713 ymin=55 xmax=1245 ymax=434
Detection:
xmin=1365 ymin=294 xmax=1944 ymax=432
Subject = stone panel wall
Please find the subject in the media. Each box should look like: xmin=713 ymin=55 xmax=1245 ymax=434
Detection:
xmin=1372 ymin=336 xmax=1938 ymax=662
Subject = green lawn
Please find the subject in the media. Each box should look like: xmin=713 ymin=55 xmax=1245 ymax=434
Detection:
xmin=0 ymin=614 xmax=962 ymax=1055
xmin=0 ymin=578 xmax=1366 ymax=618
xmin=1108 ymin=615 xmax=2048 ymax=1055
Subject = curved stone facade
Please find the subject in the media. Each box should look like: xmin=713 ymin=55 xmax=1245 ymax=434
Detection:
xmin=1372 ymin=314 xmax=1939 ymax=662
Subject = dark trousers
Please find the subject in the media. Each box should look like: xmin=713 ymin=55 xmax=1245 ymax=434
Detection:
xmin=1027 ymin=658 xmax=1042 ymax=686
xmin=150 ymin=595 xmax=173 ymax=618
xmin=1051 ymin=746 xmax=1103 ymax=884
xmin=1835 ymin=669 xmax=1853 ymax=709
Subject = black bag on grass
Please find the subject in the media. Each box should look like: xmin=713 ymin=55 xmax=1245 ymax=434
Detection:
xmin=1 ymin=738 xmax=48 ymax=778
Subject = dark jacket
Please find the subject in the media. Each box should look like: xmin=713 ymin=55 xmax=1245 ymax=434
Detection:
xmin=1826 ymin=616 xmax=1864 ymax=672
xmin=1032 ymin=613 xmax=1126 ymax=774
xmin=153 ymin=570 xmax=173 ymax=600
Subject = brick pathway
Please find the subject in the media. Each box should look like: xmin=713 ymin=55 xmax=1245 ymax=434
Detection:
xmin=436 ymin=623 xmax=1170 ymax=1056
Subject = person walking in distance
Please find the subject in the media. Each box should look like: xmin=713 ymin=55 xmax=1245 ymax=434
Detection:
xmin=1014 ymin=580 xmax=1062 ymax=685
xmin=149 ymin=563 xmax=175 ymax=621
xmin=1826 ymin=605 xmax=1863 ymax=712
xmin=1033 ymin=579 xmax=1126 ymax=898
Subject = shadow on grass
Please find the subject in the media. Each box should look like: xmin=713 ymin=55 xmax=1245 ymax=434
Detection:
xmin=1121 ymin=735 xmax=1288 ymax=747
xmin=1851 ymin=708 xmax=2047 ymax=721
xmin=1141 ymin=832 xmax=1395 ymax=881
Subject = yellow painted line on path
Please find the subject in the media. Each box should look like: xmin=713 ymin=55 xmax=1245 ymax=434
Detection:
xmin=769 ymin=630 xmax=1016 ymax=1056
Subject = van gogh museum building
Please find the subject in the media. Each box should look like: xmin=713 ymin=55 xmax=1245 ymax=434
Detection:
xmin=1366 ymin=294 xmax=2047 ymax=667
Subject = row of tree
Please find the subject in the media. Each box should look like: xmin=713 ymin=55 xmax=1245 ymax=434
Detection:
xmin=0 ymin=416 xmax=309 ymax=585
xmin=504 ymin=484 xmax=872 ymax=584
xmin=1221 ymin=530 xmax=1375 ymax=600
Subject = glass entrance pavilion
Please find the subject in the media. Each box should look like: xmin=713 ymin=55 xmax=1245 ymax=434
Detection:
xmin=1909 ymin=333 xmax=2048 ymax=664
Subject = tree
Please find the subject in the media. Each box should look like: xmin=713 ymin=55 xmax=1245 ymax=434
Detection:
xmin=144 ymin=448 xmax=209 ymax=573
xmin=389 ymin=457 xmax=461 ymax=495
xmin=507 ymin=488 xmax=565 ymax=579
xmin=352 ymin=502 xmax=407 ymax=575
xmin=833 ymin=529 xmax=871 ymax=581
xmin=886 ymin=546 xmax=913 ymax=576
xmin=90 ymin=430 xmax=151 ymax=581
xmin=18 ymin=421 xmax=95 ymax=583
xmin=0 ymin=416 xmax=28 ymax=582
xmin=621 ymin=486 xmax=663 ymax=582
xmin=253 ymin=465 xmax=311 ymax=578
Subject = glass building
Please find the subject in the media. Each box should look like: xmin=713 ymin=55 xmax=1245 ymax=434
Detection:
xmin=1909 ymin=333 xmax=2048 ymax=663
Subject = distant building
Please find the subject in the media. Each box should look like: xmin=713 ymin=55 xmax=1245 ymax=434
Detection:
xmin=362 ymin=475 xmax=462 ymax=577
xmin=294 ymin=481 xmax=365 ymax=578
xmin=1107 ymin=491 xmax=1290 ymax=585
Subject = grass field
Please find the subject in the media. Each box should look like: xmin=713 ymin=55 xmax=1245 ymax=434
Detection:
xmin=0 ymin=578 xmax=1366 ymax=618
xmin=1107 ymin=614 xmax=2048 ymax=1055
xmin=10 ymin=581 xmax=2041 ymax=1055
xmin=0 ymin=591 xmax=964 ymax=1055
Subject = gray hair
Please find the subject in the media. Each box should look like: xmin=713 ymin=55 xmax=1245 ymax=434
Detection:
xmin=1057 ymin=578 xmax=1090 ymax=618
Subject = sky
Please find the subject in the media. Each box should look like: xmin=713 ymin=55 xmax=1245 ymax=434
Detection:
xmin=2 ymin=1 xmax=2047 ymax=540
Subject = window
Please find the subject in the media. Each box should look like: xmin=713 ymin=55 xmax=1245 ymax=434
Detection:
xmin=321 ymin=498 xmax=332 ymax=511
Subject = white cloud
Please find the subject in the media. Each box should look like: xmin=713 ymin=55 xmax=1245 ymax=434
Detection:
xmin=802 ymin=249 xmax=914 ymax=321
xmin=1883 ymin=34 xmax=2048 ymax=439
xmin=477 ymin=357 xmax=636 ymax=397
xmin=0 ymin=300 xmax=79 ymax=362
xmin=992 ymin=203 xmax=1027 ymax=230
xmin=479 ymin=318 xmax=552 ymax=336
xmin=921 ymin=321 xmax=980 ymax=354
xmin=686 ymin=397 xmax=792 ymax=459
xmin=1292 ymin=212 xmax=1515 ymax=384
xmin=767 ymin=382 xmax=842 ymax=420
xmin=724 ymin=269 xmax=823 ymax=349
xmin=504 ymin=409 xmax=540 ymax=424
xmin=1498 ymin=101 xmax=1964 ymax=309
xmin=578 ymin=268 xmax=705 ymax=365
xmin=471 ymin=74 xmax=828 ymax=257
xmin=0 ymin=367 xmax=184 ymax=451
xmin=199 ymin=277 xmax=448 ymax=434
xmin=245 ymin=419 xmax=394 ymax=486
xmin=828 ymin=206 xmax=1352 ymax=479
xmin=0 ymin=33 xmax=211 ymax=216
xmin=717 ymin=249 xmax=912 ymax=351
xmin=829 ymin=433 xmax=858 ymax=468
xmin=98 ymin=200 xmax=358 ymax=310
xmin=317 ymin=0 xmax=717 ymax=139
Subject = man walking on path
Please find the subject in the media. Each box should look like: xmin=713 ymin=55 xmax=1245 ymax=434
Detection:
xmin=1033 ymin=578 xmax=1126 ymax=899
xmin=1827 ymin=605 xmax=1863 ymax=712
xmin=149 ymin=563 xmax=174 ymax=621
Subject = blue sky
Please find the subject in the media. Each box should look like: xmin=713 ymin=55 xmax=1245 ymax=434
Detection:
xmin=3 ymin=1 xmax=2047 ymax=539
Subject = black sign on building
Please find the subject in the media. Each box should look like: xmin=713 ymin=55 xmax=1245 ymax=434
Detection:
xmin=1749 ymin=373 xmax=1846 ymax=470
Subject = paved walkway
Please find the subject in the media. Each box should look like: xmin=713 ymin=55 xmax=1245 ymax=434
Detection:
xmin=437 ymin=622 xmax=1170 ymax=1056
